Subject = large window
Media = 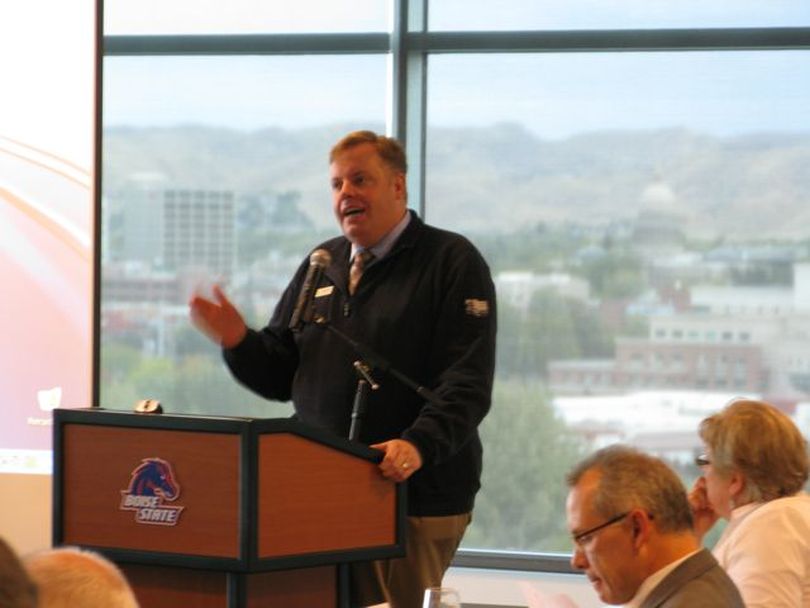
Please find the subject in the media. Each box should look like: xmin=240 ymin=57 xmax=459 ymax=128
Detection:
xmin=99 ymin=0 xmax=810 ymax=564
xmin=100 ymin=53 xmax=387 ymax=417
xmin=427 ymin=48 xmax=810 ymax=553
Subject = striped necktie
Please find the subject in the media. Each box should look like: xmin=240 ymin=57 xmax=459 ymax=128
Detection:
xmin=349 ymin=250 xmax=373 ymax=295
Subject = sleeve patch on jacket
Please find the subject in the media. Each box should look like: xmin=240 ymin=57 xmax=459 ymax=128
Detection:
xmin=464 ymin=298 xmax=490 ymax=317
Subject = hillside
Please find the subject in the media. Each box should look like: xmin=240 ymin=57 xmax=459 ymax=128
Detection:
xmin=103 ymin=123 xmax=810 ymax=239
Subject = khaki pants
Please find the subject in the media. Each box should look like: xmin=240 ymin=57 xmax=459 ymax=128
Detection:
xmin=351 ymin=513 xmax=471 ymax=608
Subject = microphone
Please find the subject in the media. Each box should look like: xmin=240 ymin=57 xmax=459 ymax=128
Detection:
xmin=289 ymin=248 xmax=332 ymax=331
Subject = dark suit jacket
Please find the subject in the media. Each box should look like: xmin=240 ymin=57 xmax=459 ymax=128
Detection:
xmin=640 ymin=548 xmax=744 ymax=608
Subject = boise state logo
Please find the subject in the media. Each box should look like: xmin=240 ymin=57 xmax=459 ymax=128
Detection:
xmin=119 ymin=458 xmax=185 ymax=526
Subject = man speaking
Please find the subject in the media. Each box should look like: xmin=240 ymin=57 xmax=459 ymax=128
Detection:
xmin=189 ymin=130 xmax=497 ymax=607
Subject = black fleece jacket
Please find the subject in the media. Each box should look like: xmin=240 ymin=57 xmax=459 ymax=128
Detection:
xmin=224 ymin=212 xmax=497 ymax=516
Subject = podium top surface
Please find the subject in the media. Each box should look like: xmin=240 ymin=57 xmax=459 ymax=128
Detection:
xmin=53 ymin=407 xmax=382 ymax=463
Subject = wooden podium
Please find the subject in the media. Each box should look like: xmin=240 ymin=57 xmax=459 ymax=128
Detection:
xmin=52 ymin=408 xmax=405 ymax=607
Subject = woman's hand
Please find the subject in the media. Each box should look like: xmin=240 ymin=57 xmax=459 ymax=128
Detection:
xmin=689 ymin=476 xmax=720 ymax=541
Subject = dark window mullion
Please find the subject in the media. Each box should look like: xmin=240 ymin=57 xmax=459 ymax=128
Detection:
xmin=104 ymin=32 xmax=390 ymax=56
xmin=416 ymin=26 xmax=810 ymax=54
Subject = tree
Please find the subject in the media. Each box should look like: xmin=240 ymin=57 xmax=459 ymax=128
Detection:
xmin=99 ymin=339 xmax=292 ymax=417
xmin=463 ymin=377 xmax=586 ymax=552
xmin=580 ymin=250 xmax=644 ymax=299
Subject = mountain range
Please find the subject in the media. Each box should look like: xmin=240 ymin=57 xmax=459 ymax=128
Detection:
xmin=103 ymin=123 xmax=810 ymax=240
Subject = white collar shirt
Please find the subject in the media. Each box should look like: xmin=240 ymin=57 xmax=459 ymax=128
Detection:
xmin=713 ymin=492 xmax=810 ymax=607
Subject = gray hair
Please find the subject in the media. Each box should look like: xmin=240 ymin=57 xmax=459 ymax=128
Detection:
xmin=699 ymin=398 xmax=809 ymax=503
xmin=566 ymin=444 xmax=693 ymax=533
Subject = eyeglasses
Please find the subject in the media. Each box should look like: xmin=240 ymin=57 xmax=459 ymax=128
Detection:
xmin=694 ymin=454 xmax=711 ymax=467
xmin=571 ymin=512 xmax=630 ymax=548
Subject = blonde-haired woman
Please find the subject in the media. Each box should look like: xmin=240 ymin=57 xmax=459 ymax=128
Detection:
xmin=690 ymin=398 xmax=810 ymax=607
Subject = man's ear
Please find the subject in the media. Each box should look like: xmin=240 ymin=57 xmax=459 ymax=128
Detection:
xmin=394 ymin=171 xmax=407 ymax=202
xmin=630 ymin=509 xmax=652 ymax=549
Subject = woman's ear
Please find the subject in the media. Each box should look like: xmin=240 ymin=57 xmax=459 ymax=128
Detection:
xmin=728 ymin=469 xmax=746 ymax=504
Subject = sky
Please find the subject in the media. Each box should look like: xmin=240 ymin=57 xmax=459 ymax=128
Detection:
xmin=104 ymin=49 xmax=810 ymax=140
xmin=99 ymin=1 xmax=810 ymax=139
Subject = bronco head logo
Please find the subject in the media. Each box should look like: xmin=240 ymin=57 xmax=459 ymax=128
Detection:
xmin=120 ymin=457 xmax=185 ymax=525
xmin=126 ymin=457 xmax=180 ymax=500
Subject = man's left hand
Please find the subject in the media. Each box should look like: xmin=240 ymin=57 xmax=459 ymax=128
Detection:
xmin=370 ymin=439 xmax=423 ymax=482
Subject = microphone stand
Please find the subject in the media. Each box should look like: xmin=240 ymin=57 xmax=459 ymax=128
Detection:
xmin=313 ymin=317 xmax=441 ymax=442
xmin=349 ymin=361 xmax=378 ymax=442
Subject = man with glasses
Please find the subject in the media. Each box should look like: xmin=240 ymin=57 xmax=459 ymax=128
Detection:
xmin=565 ymin=445 xmax=743 ymax=607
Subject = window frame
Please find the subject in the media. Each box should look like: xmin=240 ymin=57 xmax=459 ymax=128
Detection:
xmin=99 ymin=0 xmax=810 ymax=573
